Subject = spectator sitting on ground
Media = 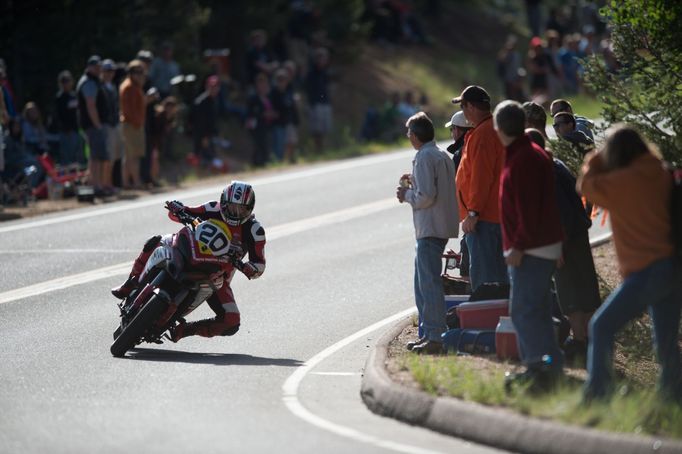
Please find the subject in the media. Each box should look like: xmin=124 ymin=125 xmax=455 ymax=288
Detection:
xmin=550 ymin=98 xmax=594 ymax=140
xmin=578 ymin=124 xmax=682 ymax=402
xmin=452 ymin=85 xmax=509 ymax=292
xmin=494 ymin=101 xmax=565 ymax=392
xmin=55 ymin=70 xmax=85 ymax=166
xmin=20 ymin=102 xmax=49 ymax=155
xmin=526 ymin=127 xmax=602 ymax=364
xmin=553 ymin=111 xmax=594 ymax=156
xmin=1 ymin=118 xmax=41 ymax=188
xmin=522 ymin=101 xmax=548 ymax=139
xmin=148 ymin=41 xmax=180 ymax=99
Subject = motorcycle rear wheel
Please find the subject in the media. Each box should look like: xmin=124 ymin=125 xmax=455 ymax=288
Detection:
xmin=110 ymin=294 xmax=169 ymax=357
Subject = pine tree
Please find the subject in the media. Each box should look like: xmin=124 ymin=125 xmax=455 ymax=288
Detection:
xmin=582 ymin=0 xmax=682 ymax=164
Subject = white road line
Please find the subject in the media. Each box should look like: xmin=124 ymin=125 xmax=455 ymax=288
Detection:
xmin=0 ymin=197 xmax=398 ymax=305
xmin=0 ymin=151 xmax=411 ymax=235
xmin=310 ymin=372 xmax=360 ymax=376
xmin=282 ymin=308 xmax=446 ymax=454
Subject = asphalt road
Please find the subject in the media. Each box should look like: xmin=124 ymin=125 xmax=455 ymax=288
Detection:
xmin=0 ymin=149 xmax=514 ymax=454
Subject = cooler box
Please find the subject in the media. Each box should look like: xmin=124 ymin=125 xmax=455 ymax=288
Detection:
xmin=495 ymin=316 xmax=520 ymax=360
xmin=442 ymin=328 xmax=496 ymax=354
xmin=456 ymin=299 xmax=509 ymax=329
xmin=444 ymin=295 xmax=469 ymax=310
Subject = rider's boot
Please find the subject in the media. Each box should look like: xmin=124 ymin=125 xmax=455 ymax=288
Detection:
xmin=111 ymin=275 xmax=139 ymax=299
xmin=111 ymin=235 xmax=162 ymax=299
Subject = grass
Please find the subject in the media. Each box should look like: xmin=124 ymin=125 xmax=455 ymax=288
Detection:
xmin=402 ymin=353 xmax=682 ymax=439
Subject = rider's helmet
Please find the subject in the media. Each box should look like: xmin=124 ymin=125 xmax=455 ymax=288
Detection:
xmin=220 ymin=181 xmax=256 ymax=226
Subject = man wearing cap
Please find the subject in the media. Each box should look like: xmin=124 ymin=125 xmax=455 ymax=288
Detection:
xmin=445 ymin=111 xmax=473 ymax=279
xmin=77 ymin=55 xmax=111 ymax=196
xmin=453 ymin=85 xmax=508 ymax=292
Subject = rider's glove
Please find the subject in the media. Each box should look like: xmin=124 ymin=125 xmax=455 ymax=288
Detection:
xmin=241 ymin=262 xmax=262 ymax=280
xmin=165 ymin=200 xmax=185 ymax=215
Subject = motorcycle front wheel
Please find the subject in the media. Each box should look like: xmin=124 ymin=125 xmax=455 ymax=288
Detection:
xmin=110 ymin=293 xmax=169 ymax=357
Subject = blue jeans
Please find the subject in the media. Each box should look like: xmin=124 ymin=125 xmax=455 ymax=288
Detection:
xmin=414 ymin=237 xmax=448 ymax=341
xmin=272 ymin=126 xmax=286 ymax=161
xmin=585 ymin=257 xmax=682 ymax=400
xmin=509 ymin=254 xmax=564 ymax=370
xmin=465 ymin=220 xmax=509 ymax=291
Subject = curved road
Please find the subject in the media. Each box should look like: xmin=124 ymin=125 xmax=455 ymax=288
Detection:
xmin=0 ymin=150 xmax=510 ymax=454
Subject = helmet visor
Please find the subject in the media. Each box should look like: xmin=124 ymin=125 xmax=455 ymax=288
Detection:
xmin=226 ymin=203 xmax=250 ymax=220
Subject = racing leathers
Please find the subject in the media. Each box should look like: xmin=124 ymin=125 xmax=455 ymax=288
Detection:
xmin=113 ymin=200 xmax=266 ymax=341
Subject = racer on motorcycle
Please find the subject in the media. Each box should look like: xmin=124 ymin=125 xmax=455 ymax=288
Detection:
xmin=111 ymin=180 xmax=266 ymax=342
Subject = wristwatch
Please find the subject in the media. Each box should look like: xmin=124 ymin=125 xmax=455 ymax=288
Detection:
xmin=467 ymin=210 xmax=479 ymax=218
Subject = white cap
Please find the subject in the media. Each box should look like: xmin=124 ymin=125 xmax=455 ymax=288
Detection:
xmin=445 ymin=111 xmax=471 ymax=128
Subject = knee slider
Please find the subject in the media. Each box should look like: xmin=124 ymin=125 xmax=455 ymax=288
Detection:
xmin=143 ymin=235 xmax=163 ymax=252
xmin=221 ymin=324 xmax=240 ymax=337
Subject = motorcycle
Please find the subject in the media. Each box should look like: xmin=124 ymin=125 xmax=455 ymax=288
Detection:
xmin=110 ymin=203 xmax=243 ymax=357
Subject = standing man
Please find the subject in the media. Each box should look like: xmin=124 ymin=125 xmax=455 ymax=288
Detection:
xmin=192 ymin=75 xmax=221 ymax=164
xmin=101 ymin=59 xmax=123 ymax=191
xmin=77 ymin=55 xmax=111 ymax=196
xmin=397 ymin=112 xmax=459 ymax=354
xmin=493 ymin=101 xmax=564 ymax=390
xmin=452 ymin=85 xmax=508 ymax=292
xmin=119 ymin=60 xmax=146 ymax=189
xmin=55 ymin=70 xmax=85 ymax=166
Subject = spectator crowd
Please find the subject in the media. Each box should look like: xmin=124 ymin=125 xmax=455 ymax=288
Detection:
xmin=0 ymin=1 xmax=338 ymax=206
xmin=397 ymin=82 xmax=681 ymax=403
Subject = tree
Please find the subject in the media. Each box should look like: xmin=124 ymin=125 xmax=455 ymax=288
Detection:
xmin=582 ymin=0 xmax=682 ymax=165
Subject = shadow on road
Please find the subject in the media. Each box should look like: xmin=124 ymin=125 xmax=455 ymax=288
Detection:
xmin=127 ymin=347 xmax=304 ymax=367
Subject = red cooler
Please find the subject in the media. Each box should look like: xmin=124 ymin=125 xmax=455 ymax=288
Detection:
xmin=495 ymin=316 xmax=520 ymax=360
xmin=456 ymin=299 xmax=509 ymax=329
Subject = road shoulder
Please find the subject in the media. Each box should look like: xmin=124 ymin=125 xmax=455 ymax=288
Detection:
xmin=361 ymin=317 xmax=682 ymax=454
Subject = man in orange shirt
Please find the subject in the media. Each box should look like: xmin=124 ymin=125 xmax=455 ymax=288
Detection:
xmin=452 ymin=86 xmax=508 ymax=291
xmin=119 ymin=60 xmax=146 ymax=189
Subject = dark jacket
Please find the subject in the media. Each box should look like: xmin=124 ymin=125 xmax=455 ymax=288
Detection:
xmin=76 ymin=72 xmax=109 ymax=130
xmin=553 ymin=158 xmax=591 ymax=240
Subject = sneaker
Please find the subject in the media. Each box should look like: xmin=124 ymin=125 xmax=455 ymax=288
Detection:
xmin=111 ymin=276 xmax=139 ymax=299
xmin=406 ymin=337 xmax=426 ymax=351
xmin=411 ymin=340 xmax=445 ymax=355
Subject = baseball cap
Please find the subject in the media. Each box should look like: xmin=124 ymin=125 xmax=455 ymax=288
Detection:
xmin=87 ymin=55 xmax=102 ymax=66
xmin=451 ymin=85 xmax=491 ymax=104
xmin=445 ymin=111 xmax=471 ymax=128
xmin=101 ymin=59 xmax=116 ymax=71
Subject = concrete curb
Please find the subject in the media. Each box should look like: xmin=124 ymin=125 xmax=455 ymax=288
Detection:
xmin=361 ymin=317 xmax=682 ymax=454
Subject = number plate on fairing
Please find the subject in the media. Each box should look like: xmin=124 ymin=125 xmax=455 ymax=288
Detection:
xmin=194 ymin=219 xmax=232 ymax=257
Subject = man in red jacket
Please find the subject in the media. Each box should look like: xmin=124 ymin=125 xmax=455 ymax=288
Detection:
xmin=493 ymin=100 xmax=565 ymax=391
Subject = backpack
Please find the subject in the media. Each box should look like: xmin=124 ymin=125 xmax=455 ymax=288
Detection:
xmin=670 ymin=167 xmax=682 ymax=260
